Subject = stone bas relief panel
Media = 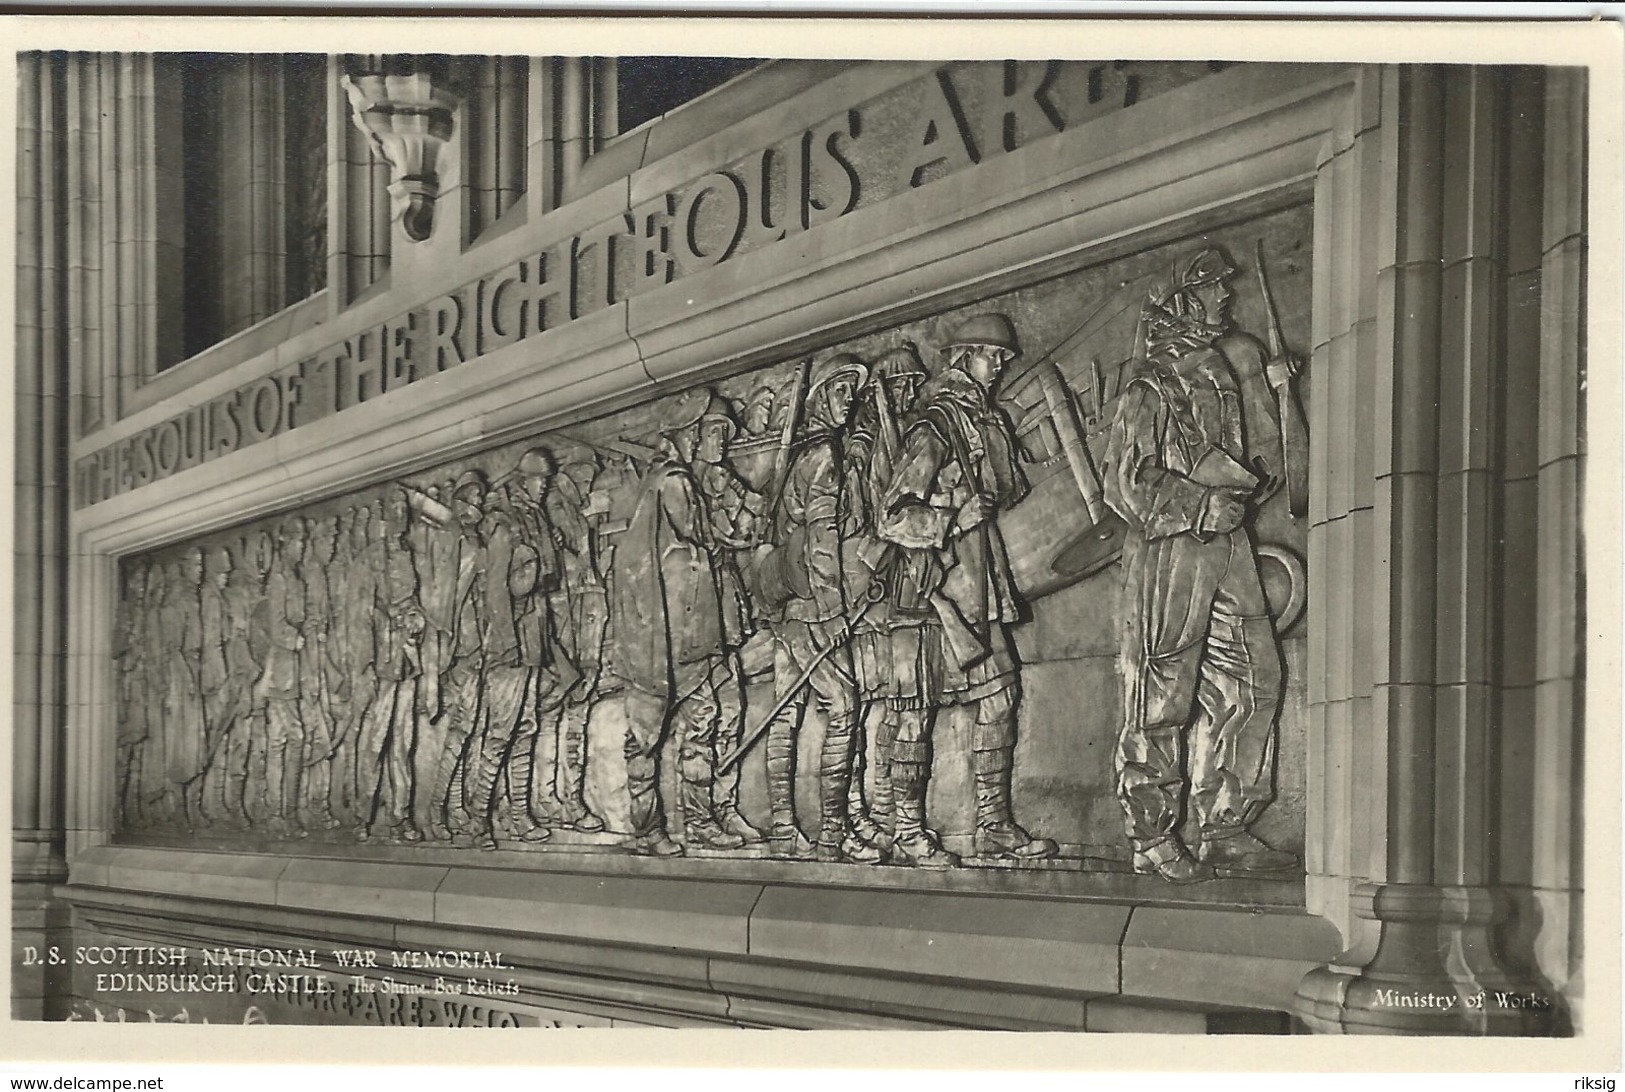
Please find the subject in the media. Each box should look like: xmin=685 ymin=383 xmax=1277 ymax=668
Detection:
xmin=114 ymin=204 xmax=1311 ymax=885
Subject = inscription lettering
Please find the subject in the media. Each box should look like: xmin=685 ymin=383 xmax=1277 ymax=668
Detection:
xmin=76 ymin=61 xmax=1201 ymax=508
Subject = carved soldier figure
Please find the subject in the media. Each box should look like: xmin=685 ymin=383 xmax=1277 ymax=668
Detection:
xmin=842 ymin=344 xmax=930 ymax=858
xmin=877 ymin=315 xmax=1058 ymax=868
xmin=139 ymin=559 xmax=179 ymax=824
xmin=611 ymin=390 xmax=766 ymax=856
xmin=357 ymin=490 xmax=428 ymax=842
xmin=193 ymin=545 xmax=239 ymax=827
xmin=324 ymin=511 xmax=358 ymax=821
xmin=341 ymin=505 xmax=380 ymax=822
xmin=253 ymin=520 xmax=311 ymax=837
xmin=475 ymin=447 xmax=571 ymax=846
xmin=115 ymin=559 xmax=152 ymax=829
xmin=299 ymin=516 xmax=345 ymax=830
xmin=155 ymin=550 xmax=207 ymax=829
xmin=1101 ymin=246 xmax=1300 ymax=883
xmin=208 ymin=534 xmax=269 ymax=829
xmin=412 ymin=479 xmax=462 ymax=730
xmin=424 ymin=469 xmax=495 ymax=844
xmin=534 ymin=453 xmax=609 ymax=833
xmin=689 ymin=409 xmax=769 ymax=848
xmin=755 ymin=355 xmax=883 ymax=863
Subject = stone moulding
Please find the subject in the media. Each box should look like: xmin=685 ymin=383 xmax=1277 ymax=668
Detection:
xmin=63 ymin=845 xmax=1339 ymax=1029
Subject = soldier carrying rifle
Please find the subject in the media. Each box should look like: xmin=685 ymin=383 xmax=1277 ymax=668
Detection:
xmin=752 ymin=353 xmax=884 ymax=863
xmin=874 ymin=314 xmax=1058 ymax=868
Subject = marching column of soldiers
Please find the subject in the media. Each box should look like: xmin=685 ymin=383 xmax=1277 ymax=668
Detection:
xmin=114 ymin=245 xmax=1306 ymax=882
xmin=116 ymin=446 xmax=615 ymax=850
xmin=115 ymin=312 xmax=1060 ymax=870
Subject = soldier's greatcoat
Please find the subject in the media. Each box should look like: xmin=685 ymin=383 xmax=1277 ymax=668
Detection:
xmin=877 ymin=368 xmax=1029 ymax=706
xmin=611 ymin=456 xmax=746 ymax=694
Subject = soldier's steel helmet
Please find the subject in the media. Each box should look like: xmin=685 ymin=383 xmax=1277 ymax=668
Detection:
xmin=1170 ymin=247 xmax=1234 ymax=290
xmin=944 ymin=313 xmax=1021 ymax=358
xmin=492 ymin=447 xmax=555 ymax=491
xmin=661 ymin=387 xmax=738 ymax=438
xmin=698 ymin=392 xmax=738 ymax=435
xmin=807 ymin=353 xmax=870 ymax=404
xmin=452 ymin=468 xmax=489 ymax=499
xmin=205 ymin=545 xmax=233 ymax=575
xmin=514 ymin=447 xmax=556 ymax=478
xmin=869 ymin=344 xmax=928 ymax=383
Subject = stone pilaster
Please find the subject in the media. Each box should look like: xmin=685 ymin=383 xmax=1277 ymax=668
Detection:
xmin=99 ymin=55 xmax=169 ymax=403
xmin=555 ymin=56 xmax=591 ymax=204
xmin=331 ymin=55 xmax=391 ymax=306
xmin=1526 ymin=64 xmax=1587 ymax=1033
xmin=14 ymin=51 xmax=74 ymax=1020
xmin=1295 ymin=65 xmax=1579 ymax=1035
xmin=218 ymin=56 xmax=292 ymax=335
xmin=461 ymin=56 xmax=528 ymax=242
xmin=525 ymin=55 xmax=612 ymax=215
xmin=591 ymin=57 xmax=618 ymax=150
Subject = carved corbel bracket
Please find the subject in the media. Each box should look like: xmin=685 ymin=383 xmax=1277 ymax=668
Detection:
xmin=341 ymin=58 xmax=462 ymax=242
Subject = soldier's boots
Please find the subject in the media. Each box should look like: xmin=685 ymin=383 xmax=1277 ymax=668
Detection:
xmin=493 ymin=809 xmax=551 ymax=845
xmin=846 ymin=772 xmax=895 ymax=856
xmin=534 ymin=792 xmax=608 ymax=834
xmin=891 ymin=830 xmax=960 ymax=870
xmin=1132 ymin=840 xmax=1215 ymax=884
xmin=815 ymin=832 xmax=885 ymax=865
xmin=302 ymin=799 xmax=343 ymax=831
xmin=715 ymin=805 xmax=765 ymax=845
xmin=847 ymin=808 xmax=894 ymax=856
xmin=443 ymin=806 xmax=483 ymax=847
xmin=890 ymin=800 xmax=960 ymax=870
xmin=561 ymin=799 xmax=607 ymax=834
xmin=974 ymin=820 xmax=1058 ymax=860
xmin=626 ymin=831 xmax=684 ymax=857
xmin=1196 ymin=829 xmax=1299 ymax=876
xmin=972 ymin=765 xmax=1057 ymax=860
xmin=684 ymin=816 xmax=747 ymax=851
xmin=768 ymin=825 xmax=816 ymax=860
xmin=357 ymin=817 xmax=421 ymax=845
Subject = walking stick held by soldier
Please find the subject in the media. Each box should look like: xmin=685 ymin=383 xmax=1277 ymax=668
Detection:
xmin=717 ymin=580 xmax=886 ymax=773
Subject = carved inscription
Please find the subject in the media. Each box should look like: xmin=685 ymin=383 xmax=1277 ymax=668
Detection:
xmin=76 ymin=60 xmax=1232 ymax=508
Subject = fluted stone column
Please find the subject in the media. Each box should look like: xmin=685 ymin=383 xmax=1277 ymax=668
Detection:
xmin=1295 ymin=65 xmax=1583 ymax=1035
xmin=556 ymin=56 xmax=590 ymax=204
xmin=14 ymin=51 xmax=73 ymax=1020
xmin=521 ymin=57 xmax=612 ymax=218
xmin=462 ymin=56 xmax=528 ymax=241
xmin=331 ymin=55 xmax=391 ymax=307
xmin=591 ymin=57 xmax=618 ymax=150
xmin=1526 ymin=65 xmax=1587 ymax=1031
xmin=219 ymin=56 xmax=292 ymax=336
